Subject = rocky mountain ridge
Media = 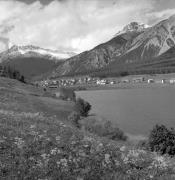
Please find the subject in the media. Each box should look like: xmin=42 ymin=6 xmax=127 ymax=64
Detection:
xmin=0 ymin=45 xmax=76 ymax=63
xmin=115 ymin=22 xmax=149 ymax=36
xmin=50 ymin=14 xmax=175 ymax=77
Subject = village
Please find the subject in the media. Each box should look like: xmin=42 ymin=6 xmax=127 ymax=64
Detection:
xmin=35 ymin=74 xmax=175 ymax=89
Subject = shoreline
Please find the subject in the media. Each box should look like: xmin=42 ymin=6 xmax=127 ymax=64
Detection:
xmin=51 ymin=82 xmax=175 ymax=93
xmin=72 ymin=82 xmax=175 ymax=92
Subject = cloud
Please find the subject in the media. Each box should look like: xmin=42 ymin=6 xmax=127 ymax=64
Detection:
xmin=146 ymin=8 xmax=175 ymax=24
xmin=0 ymin=0 xmax=174 ymax=53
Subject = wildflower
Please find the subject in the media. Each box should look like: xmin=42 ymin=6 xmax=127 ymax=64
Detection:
xmin=30 ymin=124 xmax=36 ymax=129
xmin=126 ymin=170 xmax=131 ymax=174
xmin=29 ymin=157 xmax=35 ymax=161
xmin=41 ymin=153 xmax=50 ymax=165
xmin=30 ymin=130 xmax=38 ymax=136
xmin=36 ymin=160 xmax=43 ymax=168
xmin=128 ymin=150 xmax=140 ymax=158
xmin=150 ymin=175 xmax=154 ymax=179
xmin=51 ymin=148 xmax=57 ymax=155
xmin=83 ymin=144 xmax=89 ymax=148
xmin=50 ymin=148 xmax=61 ymax=155
xmin=71 ymin=141 xmax=76 ymax=145
xmin=105 ymin=154 xmax=110 ymax=164
xmin=114 ymin=159 xmax=120 ymax=166
xmin=152 ymin=155 xmax=168 ymax=169
xmin=120 ymin=146 xmax=126 ymax=152
xmin=14 ymin=137 xmax=24 ymax=148
xmin=96 ymin=143 xmax=103 ymax=151
xmin=123 ymin=156 xmax=129 ymax=164
xmin=83 ymin=136 xmax=94 ymax=142
xmin=56 ymin=136 xmax=61 ymax=142
xmin=41 ymin=153 xmax=48 ymax=160
xmin=57 ymin=158 xmax=68 ymax=168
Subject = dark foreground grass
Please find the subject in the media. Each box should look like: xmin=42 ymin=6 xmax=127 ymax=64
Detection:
xmin=0 ymin=78 xmax=175 ymax=180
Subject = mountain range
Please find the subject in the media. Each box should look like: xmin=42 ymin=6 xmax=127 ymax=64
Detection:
xmin=49 ymin=14 xmax=175 ymax=78
xmin=1 ymin=14 xmax=175 ymax=80
xmin=0 ymin=45 xmax=75 ymax=79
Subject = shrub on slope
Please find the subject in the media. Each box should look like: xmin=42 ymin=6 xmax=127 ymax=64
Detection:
xmin=80 ymin=116 xmax=127 ymax=141
xmin=148 ymin=124 xmax=175 ymax=156
xmin=74 ymin=98 xmax=91 ymax=117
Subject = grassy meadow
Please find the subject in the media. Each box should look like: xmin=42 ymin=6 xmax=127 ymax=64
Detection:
xmin=0 ymin=77 xmax=175 ymax=179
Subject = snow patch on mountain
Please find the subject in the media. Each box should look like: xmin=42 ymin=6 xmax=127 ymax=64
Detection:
xmin=5 ymin=45 xmax=76 ymax=61
xmin=18 ymin=48 xmax=72 ymax=59
xmin=0 ymin=45 xmax=77 ymax=63
xmin=115 ymin=22 xmax=149 ymax=37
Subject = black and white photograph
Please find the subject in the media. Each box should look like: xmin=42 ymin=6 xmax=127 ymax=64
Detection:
xmin=1 ymin=0 xmax=175 ymax=179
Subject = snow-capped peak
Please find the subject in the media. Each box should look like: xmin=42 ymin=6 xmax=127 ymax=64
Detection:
xmin=7 ymin=45 xmax=76 ymax=60
xmin=115 ymin=22 xmax=149 ymax=36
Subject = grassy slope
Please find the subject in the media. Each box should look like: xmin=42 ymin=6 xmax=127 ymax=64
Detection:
xmin=0 ymin=77 xmax=175 ymax=180
xmin=2 ymin=57 xmax=63 ymax=80
xmin=0 ymin=77 xmax=73 ymax=119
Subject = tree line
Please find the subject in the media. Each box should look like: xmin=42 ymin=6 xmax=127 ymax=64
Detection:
xmin=0 ymin=65 xmax=25 ymax=83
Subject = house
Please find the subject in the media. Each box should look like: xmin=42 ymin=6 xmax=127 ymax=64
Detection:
xmin=170 ymin=79 xmax=175 ymax=84
xmin=121 ymin=79 xmax=130 ymax=83
xmin=48 ymin=85 xmax=58 ymax=89
xmin=132 ymin=77 xmax=144 ymax=83
xmin=110 ymin=81 xmax=115 ymax=85
xmin=96 ymin=79 xmax=106 ymax=85
xmin=155 ymin=79 xmax=166 ymax=84
xmin=161 ymin=79 xmax=166 ymax=84
xmin=52 ymin=80 xmax=57 ymax=85
xmin=148 ymin=79 xmax=154 ymax=83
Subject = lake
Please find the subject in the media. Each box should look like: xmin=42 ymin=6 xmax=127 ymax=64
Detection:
xmin=76 ymin=87 xmax=175 ymax=136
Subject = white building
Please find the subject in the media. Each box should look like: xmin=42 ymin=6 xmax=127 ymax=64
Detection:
xmin=155 ymin=79 xmax=165 ymax=84
xmin=148 ymin=79 xmax=154 ymax=83
xmin=96 ymin=79 xmax=106 ymax=85
xmin=110 ymin=81 xmax=115 ymax=85
xmin=170 ymin=79 xmax=175 ymax=84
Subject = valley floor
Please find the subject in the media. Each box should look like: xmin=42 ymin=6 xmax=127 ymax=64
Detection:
xmin=76 ymin=82 xmax=173 ymax=91
xmin=51 ymin=73 xmax=175 ymax=92
xmin=0 ymin=77 xmax=175 ymax=179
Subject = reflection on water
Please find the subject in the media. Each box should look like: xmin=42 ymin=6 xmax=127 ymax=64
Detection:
xmin=76 ymin=87 xmax=175 ymax=135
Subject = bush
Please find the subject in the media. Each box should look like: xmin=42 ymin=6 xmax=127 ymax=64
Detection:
xmin=102 ymin=121 xmax=127 ymax=141
xmin=81 ymin=117 xmax=127 ymax=141
xmin=148 ymin=124 xmax=175 ymax=156
xmin=58 ymin=88 xmax=76 ymax=102
xmin=68 ymin=111 xmax=81 ymax=128
xmin=75 ymin=98 xmax=91 ymax=117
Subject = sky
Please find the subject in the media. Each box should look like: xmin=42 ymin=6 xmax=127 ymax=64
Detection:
xmin=0 ymin=0 xmax=175 ymax=53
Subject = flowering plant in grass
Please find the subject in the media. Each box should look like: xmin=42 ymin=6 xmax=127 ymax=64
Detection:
xmin=0 ymin=109 xmax=175 ymax=180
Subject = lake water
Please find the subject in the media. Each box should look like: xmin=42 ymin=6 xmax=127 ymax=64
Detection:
xmin=76 ymin=87 xmax=175 ymax=136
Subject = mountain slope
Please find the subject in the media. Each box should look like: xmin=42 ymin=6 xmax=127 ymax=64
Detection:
xmin=51 ymin=31 xmax=143 ymax=76
xmin=50 ymin=15 xmax=175 ymax=77
xmin=0 ymin=45 xmax=75 ymax=79
xmin=2 ymin=56 xmax=63 ymax=79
